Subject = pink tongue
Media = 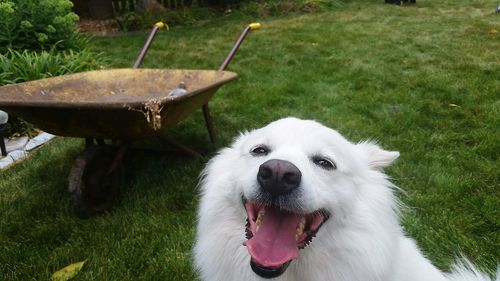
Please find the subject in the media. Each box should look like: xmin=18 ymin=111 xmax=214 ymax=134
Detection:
xmin=246 ymin=206 xmax=302 ymax=268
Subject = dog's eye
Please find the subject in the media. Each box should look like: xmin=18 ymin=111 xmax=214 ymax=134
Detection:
xmin=312 ymin=156 xmax=336 ymax=170
xmin=250 ymin=145 xmax=269 ymax=156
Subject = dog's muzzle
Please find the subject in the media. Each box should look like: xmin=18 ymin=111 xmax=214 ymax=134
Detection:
xmin=243 ymin=159 xmax=329 ymax=279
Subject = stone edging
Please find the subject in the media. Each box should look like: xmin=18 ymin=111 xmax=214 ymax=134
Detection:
xmin=0 ymin=132 xmax=56 ymax=170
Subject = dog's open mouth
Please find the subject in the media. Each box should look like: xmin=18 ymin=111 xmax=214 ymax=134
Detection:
xmin=243 ymin=200 xmax=329 ymax=278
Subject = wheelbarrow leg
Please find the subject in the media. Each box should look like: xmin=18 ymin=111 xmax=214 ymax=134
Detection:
xmin=160 ymin=136 xmax=203 ymax=158
xmin=85 ymin=138 xmax=93 ymax=148
xmin=202 ymin=104 xmax=216 ymax=145
xmin=0 ymin=123 xmax=7 ymax=156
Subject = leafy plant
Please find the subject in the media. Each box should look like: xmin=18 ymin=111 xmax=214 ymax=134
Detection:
xmin=0 ymin=48 xmax=106 ymax=85
xmin=238 ymin=0 xmax=339 ymax=17
xmin=115 ymin=7 xmax=216 ymax=31
xmin=0 ymin=0 xmax=83 ymax=53
xmin=113 ymin=0 xmax=342 ymax=31
xmin=115 ymin=11 xmax=143 ymax=32
xmin=3 ymin=117 xmax=37 ymax=138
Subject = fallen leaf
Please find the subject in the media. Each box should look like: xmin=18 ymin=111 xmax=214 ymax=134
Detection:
xmin=490 ymin=28 xmax=498 ymax=34
xmin=50 ymin=260 xmax=86 ymax=281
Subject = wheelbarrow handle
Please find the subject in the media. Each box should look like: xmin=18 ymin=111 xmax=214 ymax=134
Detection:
xmin=133 ymin=22 xmax=260 ymax=70
xmin=218 ymin=23 xmax=261 ymax=71
xmin=133 ymin=22 xmax=169 ymax=69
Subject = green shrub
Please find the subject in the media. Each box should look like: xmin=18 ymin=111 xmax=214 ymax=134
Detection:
xmin=0 ymin=0 xmax=82 ymax=53
xmin=154 ymin=7 xmax=216 ymax=26
xmin=3 ymin=117 xmax=37 ymax=138
xmin=239 ymin=0 xmax=340 ymax=17
xmin=115 ymin=12 xmax=143 ymax=32
xmin=113 ymin=0 xmax=344 ymax=31
xmin=0 ymin=49 xmax=107 ymax=85
xmin=115 ymin=7 xmax=216 ymax=31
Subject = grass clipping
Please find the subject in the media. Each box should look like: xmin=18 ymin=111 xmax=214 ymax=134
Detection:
xmin=127 ymin=99 xmax=164 ymax=131
xmin=50 ymin=260 xmax=86 ymax=281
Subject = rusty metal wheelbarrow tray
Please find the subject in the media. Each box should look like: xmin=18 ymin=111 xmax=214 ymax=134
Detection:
xmin=0 ymin=68 xmax=237 ymax=139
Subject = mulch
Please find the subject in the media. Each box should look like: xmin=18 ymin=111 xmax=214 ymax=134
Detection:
xmin=78 ymin=18 xmax=119 ymax=33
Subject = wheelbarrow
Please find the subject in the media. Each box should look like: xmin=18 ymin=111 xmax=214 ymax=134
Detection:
xmin=0 ymin=22 xmax=261 ymax=218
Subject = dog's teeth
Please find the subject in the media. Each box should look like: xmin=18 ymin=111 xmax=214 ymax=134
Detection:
xmin=245 ymin=218 xmax=253 ymax=239
xmin=295 ymin=217 xmax=306 ymax=241
xmin=255 ymin=208 xmax=266 ymax=232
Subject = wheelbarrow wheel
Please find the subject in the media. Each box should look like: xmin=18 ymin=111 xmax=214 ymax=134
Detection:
xmin=68 ymin=145 xmax=124 ymax=219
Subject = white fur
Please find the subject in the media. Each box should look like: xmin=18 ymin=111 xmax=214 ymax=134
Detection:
xmin=194 ymin=117 xmax=496 ymax=281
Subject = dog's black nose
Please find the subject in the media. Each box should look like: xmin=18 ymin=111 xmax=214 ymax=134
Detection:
xmin=257 ymin=159 xmax=301 ymax=197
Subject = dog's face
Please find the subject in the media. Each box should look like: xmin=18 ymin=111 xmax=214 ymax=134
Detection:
xmin=200 ymin=117 xmax=399 ymax=279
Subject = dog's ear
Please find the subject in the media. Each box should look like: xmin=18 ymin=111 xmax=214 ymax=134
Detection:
xmin=357 ymin=141 xmax=399 ymax=170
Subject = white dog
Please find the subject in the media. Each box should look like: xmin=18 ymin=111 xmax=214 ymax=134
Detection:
xmin=194 ymin=117 xmax=496 ymax=281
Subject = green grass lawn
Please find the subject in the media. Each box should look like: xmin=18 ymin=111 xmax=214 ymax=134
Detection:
xmin=1 ymin=0 xmax=499 ymax=279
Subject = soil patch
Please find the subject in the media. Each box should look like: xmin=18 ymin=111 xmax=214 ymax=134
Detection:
xmin=78 ymin=18 xmax=119 ymax=33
